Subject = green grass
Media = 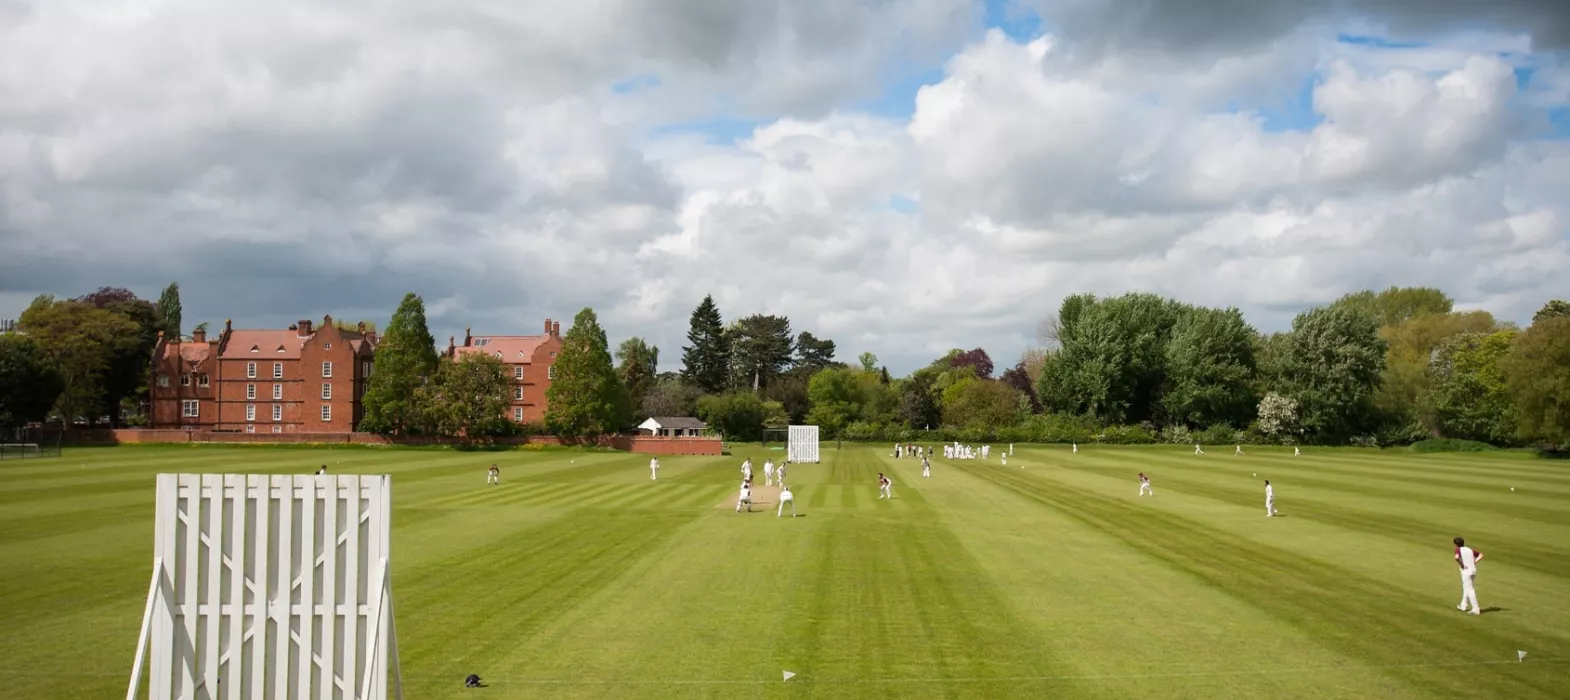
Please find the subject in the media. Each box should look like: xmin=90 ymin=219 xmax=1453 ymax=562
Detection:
xmin=2 ymin=443 xmax=1567 ymax=699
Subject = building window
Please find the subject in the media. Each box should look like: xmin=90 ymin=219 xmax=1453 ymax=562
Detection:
xmin=321 ymin=383 xmax=332 ymax=400
xmin=272 ymin=384 xmax=282 ymax=400
xmin=548 ymin=365 xmax=555 ymax=380
xmin=245 ymin=405 xmax=256 ymax=421
xmin=362 ymin=361 xmax=371 ymax=377
xmin=322 ymin=361 xmax=333 ymax=378
xmin=321 ymin=405 xmax=332 ymax=422
xmin=271 ymin=425 xmax=282 ymax=433
xmin=180 ymin=373 xmax=191 ymax=386
xmin=514 ymin=366 xmax=523 ymax=380
xmin=245 ymin=425 xmax=256 ymax=434
xmin=550 ymin=351 xmax=556 ymax=358
xmin=273 ymin=362 xmax=283 ymax=379
xmin=246 ymin=384 xmax=256 ymax=400
xmin=513 ymin=386 xmax=523 ymax=400
xmin=513 ymin=407 xmax=523 ymax=422
xmin=157 ymin=374 xmax=169 ymax=388
xmin=246 ymin=362 xmax=257 ymax=379
xmin=324 ymin=342 xmax=332 ymax=350
xmin=197 ymin=373 xmax=209 ymax=388
xmin=182 ymin=400 xmax=199 ymax=418
xmin=272 ymin=405 xmax=282 ymax=421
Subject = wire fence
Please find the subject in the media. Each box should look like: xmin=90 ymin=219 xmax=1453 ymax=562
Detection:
xmin=0 ymin=426 xmax=63 ymax=460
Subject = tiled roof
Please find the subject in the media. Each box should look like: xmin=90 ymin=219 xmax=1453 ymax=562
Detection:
xmin=647 ymin=416 xmax=707 ymax=429
xmin=453 ymin=335 xmax=549 ymax=363
xmin=160 ymin=341 xmax=213 ymax=367
xmin=221 ymin=330 xmax=307 ymax=359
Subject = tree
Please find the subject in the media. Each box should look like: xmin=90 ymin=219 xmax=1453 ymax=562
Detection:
xmin=0 ymin=334 xmax=64 ymax=425
xmin=806 ymin=367 xmax=865 ymax=437
xmin=1256 ymin=392 xmax=1300 ymax=442
xmin=1161 ymin=307 xmax=1257 ymax=427
xmin=18 ymin=296 xmax=141 ymax=425
xmin=761 ymin=369 xmax=812 ymax=423
xmin=1277 ymin=304 xmax=1387 ymax=439
xmin=1426 ymin=330 xmax=1518 ymax=444
xmin=1502 ymin=316 xmax=1570 ymax=445
xmin=1036 ymin=293 xmax=1187 ymax=424
xmin=616 ymin=337 xmax=659 ymax=421
xmin=948 ymin=348 xmax=995 ymax=379
xmin=728 ymin=314 xmax=794 ymax=391
xmin=641 ymin=377 xmax=704 ymax=418
xmin=416 ymin=353 xmax=517 ymax=438
xmin=1331 ymin=287 xmax=1453 ymax=327
xmin=858 ymin=352 xmax=878 ymax=372
xmin=545 ymin=308 xmax=630 ymax=438
xmin=155 ymin=282 xmax=182 ymax=339
xmin=696 ymin=391 xmax=768 ymax=441
xmin=1000 ymin=361 xmax=1040 ymax=411
xmin=333 ymin=319 xmax=377 ymax=333
xmin=794 ymin=331 xmax=836 ymax=371
xmin=680 ymin=295 xmax=730 ymax=393
xmin=896 ymin=371 xmax=942 ymax=429
xmin=941 ymin=378 xmax=1024 ymax=429
xmin=360 ymin=293 xmax=438 ymax=434
xmin=74 ymin=287 xmax=159 ymax=426
xmin=1532 ymin=299 xmax=1570 ymax=325
xmin=1373 ymin=310 xmax=1499 ymax=435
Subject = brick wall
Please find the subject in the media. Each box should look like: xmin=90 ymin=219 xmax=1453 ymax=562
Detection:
xmin=65 ymin=430 xmax=723 ymax=455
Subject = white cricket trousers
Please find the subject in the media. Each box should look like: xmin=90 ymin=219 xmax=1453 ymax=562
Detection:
xmin=1265 ymin=498 xmax=1275 ymax=516
xmin=650 ymin=469 xmax=657 ymax=480
xmin=487 ymin=473 xmax=498 ymax=485
xmin=778 ymin=496 xmax=795 ymax=517
xmin=1459 ymin=571 xmax=1480 ymax=612
xmin=1139 ymin=483 xmax=1153 ymax=496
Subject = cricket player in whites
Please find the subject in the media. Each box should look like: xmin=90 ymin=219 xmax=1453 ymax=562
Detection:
xmin=1235 ymin=444 xmax=1245 ymax=456
xmin=763 ymin=459 xmax=775 ymax=486
xmin=741 ymin=458 xmax=753 ymax=482
xmin=649 ymin=457 xmax=659 ymax=480
xmin=736 ymin=479 xmax=754 ymax=513
xmin=1264 ymin=480 xmax=1277 ymax=516
xmin=1194 ymin=443 xmax=1205 ymax=455
xmin=1454 ymin=537 xmax=1484 ymax=615
xmin=776 ymin=460 xmax=788 ymax=487
xmin=778 ymin=484 xmax=796 ymax=517
xmin=922 ymin=456 xmax=931 ymax=478
xmin=878 ymin=473 xmax=893 ymax=499
xmin=1138 ymin=473 xmax=1154 ymax=497
xmin=1294 ymin=446 xmax=1301 ymax=456
xmin=487 ymin=464 xmax=500 ymax=485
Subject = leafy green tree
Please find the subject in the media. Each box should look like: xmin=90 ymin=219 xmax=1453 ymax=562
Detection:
xmin=1502 ymin=316 xmax=1570 ymax=445
xmin=545 ymin=308 xmax=630 ymax=438
xmin=616 ymin=337 xmax=659 ymax=420
xmin=1036 ymin=292 xmax=1187 ymax=424
xmin=1532 ymin=299 xmax=1570 ymax=324
xmin=728 ymin=314 xmax=794 ymax=390
xmin=696 ymin=391 xmax=768 ymax=441
xmin=761 ymin=369 xmax=812 ymax=423
xmin=74 ymin=287 xmax=159 ymax=426
xmin=1277 ymin=304 xmax=1387 ymax=439
xmin=18 ymin=295 xmax=141 ymax=425
xmin=896 ymin=370 xmax=942 ymax=429
xmin=1426 ymin=330 xmax=1518 ymax=444
xmin=941 ymin=378 xmax=1024 ymax=429
xmin=858 ymin=352 xmax=878 ymax=372
xmin=806 ymin=367 xmax=865 ymax=437
xmin=333 ymin=319 xmax=377 ymax=333
xmin=360 ymin=293 xmax=438 ymax=434
xmin=1331 ymin=287 xmax=1453 ymax=327
xmin=1162 ymin=307 xmax=1257 ymax=427
xmin=1256 ymin=392 xmax=1300 ymax=442
xmin=641 ymin=376 xmax=703 ymax=418
xmin=155 ymin=282 xmax=182 ymax=339
xmin=0 ymin=334 xmax=64 ymax=425
xmin=680 ymin=295 xmax=730 ymax=393
xmin=416 ymin=353 xmax=517 ymax=438
xmin=1374 ymin=310 xmax=1499 ymax=435
xmin=1000 ymin=361 xmax=1040 ymax=411
xmin=794 ymin=331 xmax=836 ymax=370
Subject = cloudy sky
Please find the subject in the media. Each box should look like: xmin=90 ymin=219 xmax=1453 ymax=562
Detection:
xmin=2 ymin=0 xmax=1567 ymax=374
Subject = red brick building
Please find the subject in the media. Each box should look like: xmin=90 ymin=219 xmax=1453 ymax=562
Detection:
xmin=447 ymin=318 xmax=563 ymax=424
xmin=149 ymin=316 xmax=377 ymax=433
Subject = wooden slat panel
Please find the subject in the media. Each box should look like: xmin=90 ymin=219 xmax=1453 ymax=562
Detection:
xmin=296 ymin=476 xmax=316 ymax=699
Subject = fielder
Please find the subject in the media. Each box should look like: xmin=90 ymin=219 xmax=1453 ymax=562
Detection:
xmin=776 ymin=460 xmax=788 ymax=487
xmin=1072 ymin=443 xmax=1078 ymax=454
xmin=741 ymin=458 xmax=753 ymax=482
xmin=1454 ymin=537 xmax=1484 ymax=615
xmin=1236 ymin=445 xmax=1245 ymax=456
xmin=778 ymin=485 xmax=796 ymax=517
xmin=736 ymin=479 xmax=753 ymax=513
xmin=763 ymin=459 xmax=775 ymax=486
xmin=878 ymin=473 xmax=893 ymax=499
xmin=1264 ymin=479 xmax=1277 ymax=516
xmin=1294 ymin=446 xmax=1301 ymax=456
xmin=487 ymin=464 xmax=500 ymax=485
xmin=1194 ymin=444 xmax=1205 ymax=455
xmin=649 ymin=457 xmax=659 ymax=480
xmin=922 ymin=456 xmax=931 ymax=478
xmin=1138 ymin=472 xmax=1154 ymax=497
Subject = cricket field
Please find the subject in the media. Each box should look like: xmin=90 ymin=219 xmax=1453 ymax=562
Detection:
xmin=1 ymin=443 xmax=1565 ymax=699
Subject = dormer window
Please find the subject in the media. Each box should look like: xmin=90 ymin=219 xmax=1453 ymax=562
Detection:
xmin=276 ymin=345 xmax=286 ymax=353
xmin=250 ymin=346 xmax=259 ymax=353
xmin=494 ymin=351 xmax=502 ymax=359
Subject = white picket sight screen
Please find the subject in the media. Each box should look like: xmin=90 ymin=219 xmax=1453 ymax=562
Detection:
xmin=128 ymin=474 xmax=401 ymax=700
xmin=787 ymin=425 xmax=820 ymax=463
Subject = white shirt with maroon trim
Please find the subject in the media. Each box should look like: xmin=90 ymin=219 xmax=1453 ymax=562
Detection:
xmin=1455 ymin=546 xmax=1481 ymax=574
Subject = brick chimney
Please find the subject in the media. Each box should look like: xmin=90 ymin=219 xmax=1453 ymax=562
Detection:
xmin=297 ymin=319 xmax=313 ymax=337
xmin=464 ymin=326 xmax=472 ymax=346
xmin=224 ymin=319 xmax=232 ymax=333
xmin=544 ymin=318 xmax=552 ymax=334
xmin=551 ymin=320 xmax=560 ymax=337
xmin=192 ymin=327 xmax=206 ymax=343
